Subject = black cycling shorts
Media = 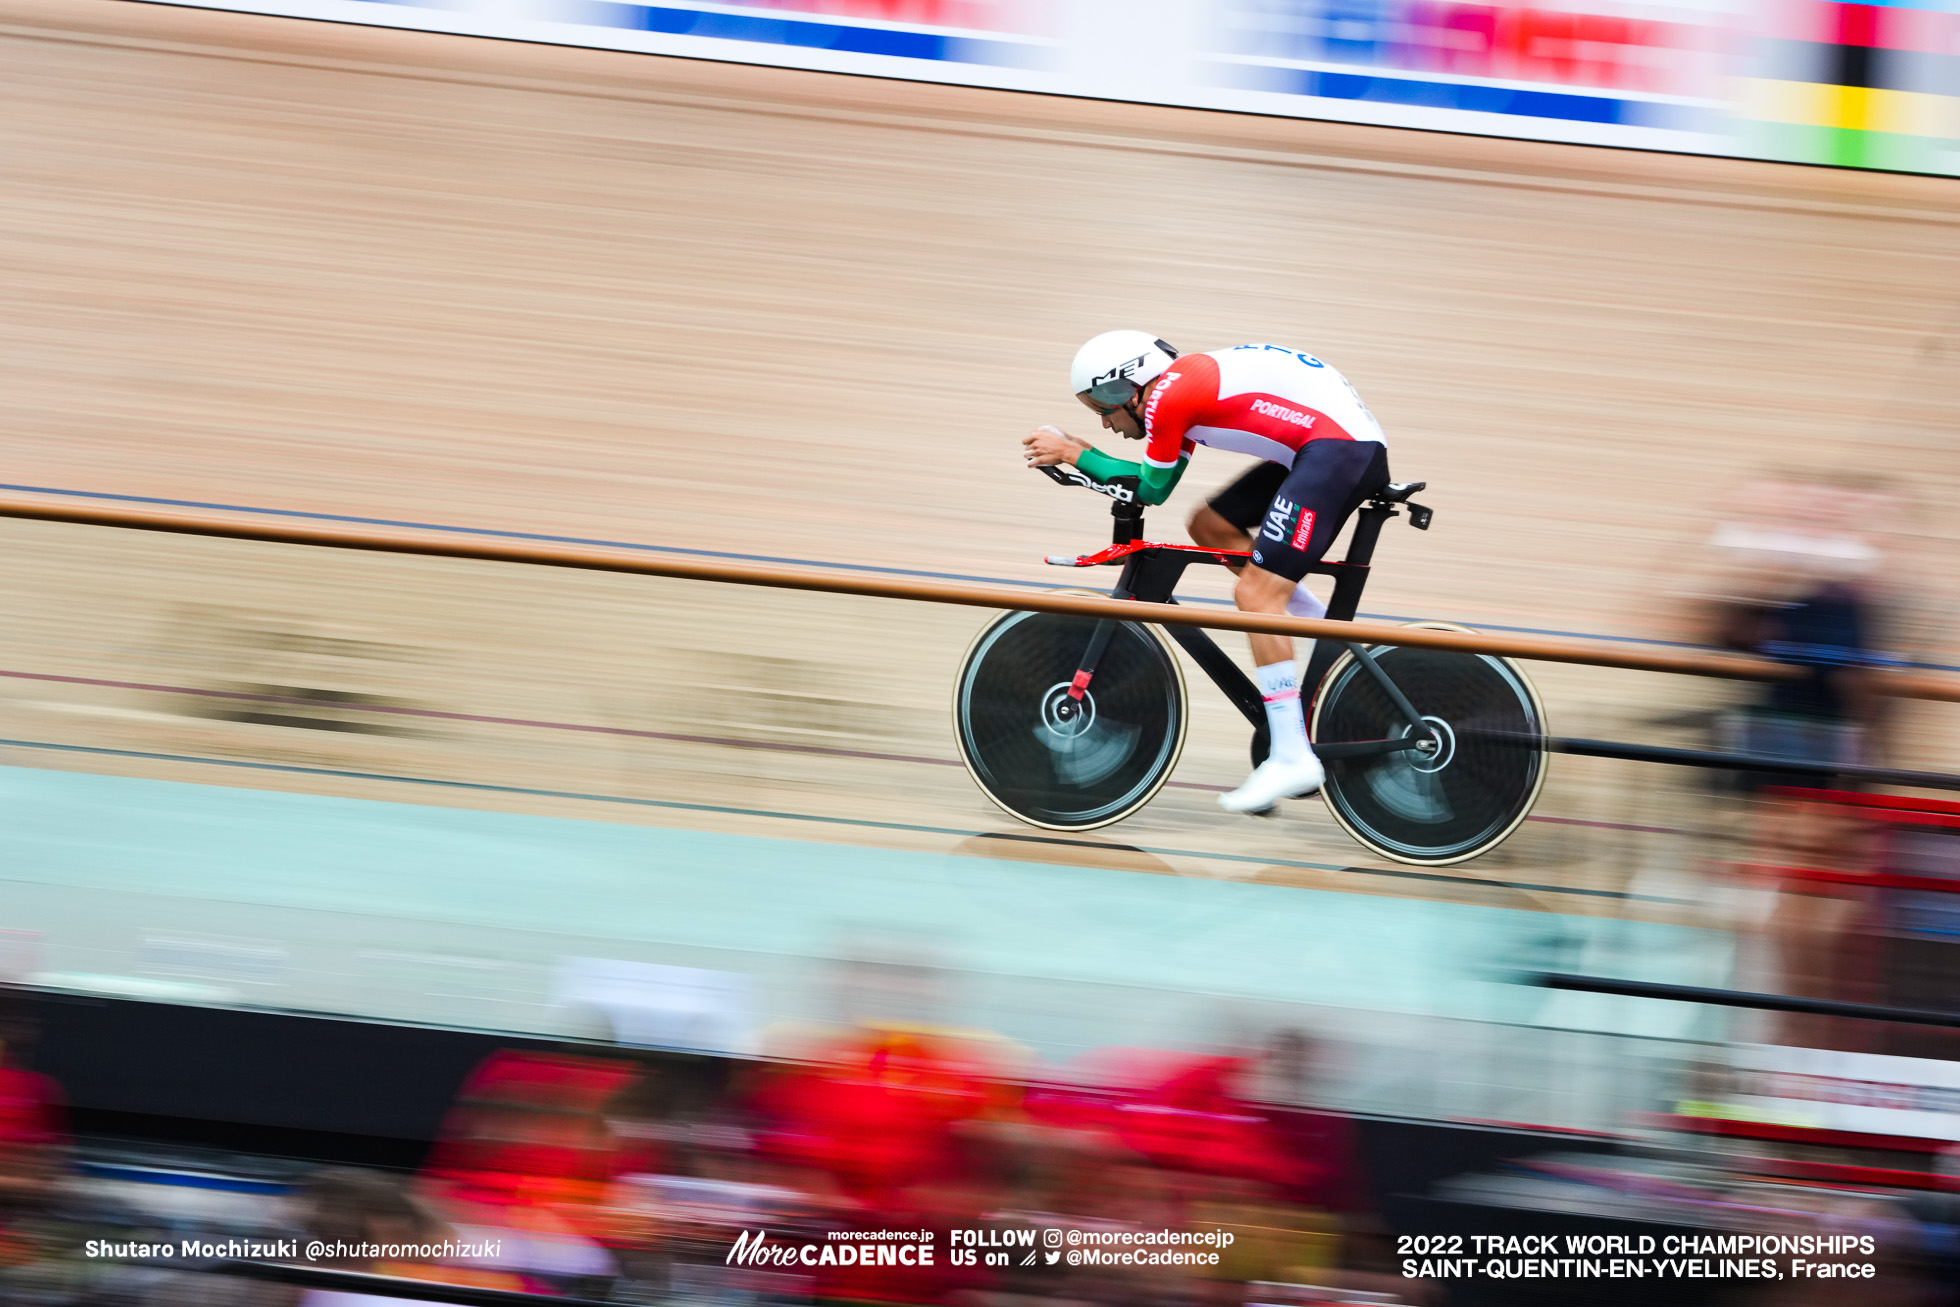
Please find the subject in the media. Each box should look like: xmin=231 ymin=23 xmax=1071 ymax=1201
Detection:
xmin=1244 ymin=440 xmax=1391 ymax=583
xmin=1206 ymin=460 xmax=1292 ymax=532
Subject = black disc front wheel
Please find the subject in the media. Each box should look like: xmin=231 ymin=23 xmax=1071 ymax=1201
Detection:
xmin=955 ymin=609 xmax=1187 ymax=831
xmin=1311 ymin=643 xmax=1547 ymax=865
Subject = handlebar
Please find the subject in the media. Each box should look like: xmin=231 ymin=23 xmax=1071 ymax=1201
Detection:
xmin=1037 ymin=459 xmax=1431 ymax=566
xmin=1036 ymin=462 xmax=1144 ymax=545
xmin=1035 ymin=462 xmax=1140 ymax=504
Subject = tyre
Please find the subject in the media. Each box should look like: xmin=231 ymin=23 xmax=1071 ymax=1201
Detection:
xmin=1310 ymin=632 xmax=1547 ymax=865
xmin=954 ymin=606 xmax=1187 ymax=831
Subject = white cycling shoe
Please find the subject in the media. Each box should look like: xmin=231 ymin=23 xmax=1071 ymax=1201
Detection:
xmin=1218 ymin=754 xmax=1326 ymax=815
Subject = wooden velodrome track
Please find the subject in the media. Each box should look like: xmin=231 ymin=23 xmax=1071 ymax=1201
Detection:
xmin=3 ymin=0 xmax=1959 ymax=917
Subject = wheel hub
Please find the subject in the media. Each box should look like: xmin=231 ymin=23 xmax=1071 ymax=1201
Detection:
xmin=1404 ymin=716 xmax=1456 ymax=773
xmin=1039 ymin=682 xmax=1097 ymax=740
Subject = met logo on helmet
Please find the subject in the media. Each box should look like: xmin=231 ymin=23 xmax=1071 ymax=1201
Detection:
xmin=1092 ymin=354 xmax=1147 ymax=387
xmin=1072 ymin=333 xmax=1178 ymax=402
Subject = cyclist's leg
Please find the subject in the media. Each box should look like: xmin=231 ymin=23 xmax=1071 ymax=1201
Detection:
xmin=1188 ymin=461 xmax=1327 ymax=618
xmin=1220 ymin=441 xmax=1391 ymax=814
xmin=1189 ymin=460 xmax=1285 ymax=555
xmin=1245 ymin=439 xmax=1392 ymax=661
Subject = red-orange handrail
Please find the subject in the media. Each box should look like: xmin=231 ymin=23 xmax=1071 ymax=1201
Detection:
xmin=4 ymin=493 xmax=1957 ymax=699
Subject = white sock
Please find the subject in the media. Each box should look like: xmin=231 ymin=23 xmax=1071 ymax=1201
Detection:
xmin=1256 ymin=661 xmax=1312 ymax=766
xmin=1285 ymin=584 xmax=1326 ymax=621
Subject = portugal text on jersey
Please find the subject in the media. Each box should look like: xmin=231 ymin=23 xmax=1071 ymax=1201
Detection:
xmin=1141 ymin=344 xmax=1386 ymax=471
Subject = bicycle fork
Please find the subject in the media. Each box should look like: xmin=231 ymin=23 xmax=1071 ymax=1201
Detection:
xmin=1062 ymin=552 xmax=1202 ymax=706
xmin=1062 ymin=618 xmax=1119 ymax=704
xmin=1059 ymin=554 xmax=1276 ymax=748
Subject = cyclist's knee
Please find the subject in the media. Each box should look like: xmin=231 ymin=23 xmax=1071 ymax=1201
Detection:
xmin=1188 ymin=505 xmax=1240 ymax=550
xmin=1234 ymin=566 xmax=1293 ymax=613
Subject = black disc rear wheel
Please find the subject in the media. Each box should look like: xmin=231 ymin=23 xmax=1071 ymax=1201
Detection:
xmin=1311 ymin=644 xmax=1547 ymax=865
xmin=955 ymin=609 xmax=1186 ymax=831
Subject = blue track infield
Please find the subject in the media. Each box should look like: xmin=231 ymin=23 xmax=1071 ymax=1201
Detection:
xmin=0 ymin=761 xmax=1728 ymax=1041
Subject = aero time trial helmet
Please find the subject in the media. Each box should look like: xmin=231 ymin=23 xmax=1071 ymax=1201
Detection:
xmin=1070 ymin=331 xmax=1178 ymax=412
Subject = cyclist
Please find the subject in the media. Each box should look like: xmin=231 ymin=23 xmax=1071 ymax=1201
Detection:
xmin=1022 ymin=331 xmax=1390 ymax=815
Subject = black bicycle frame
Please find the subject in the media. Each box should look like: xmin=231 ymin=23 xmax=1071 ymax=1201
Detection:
xmin=1058 ymin=488 xmax=1432 ymax=760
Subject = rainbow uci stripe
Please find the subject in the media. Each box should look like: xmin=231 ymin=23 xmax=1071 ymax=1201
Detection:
xmin=1743 ymin=0 xmax=1960 ymax=173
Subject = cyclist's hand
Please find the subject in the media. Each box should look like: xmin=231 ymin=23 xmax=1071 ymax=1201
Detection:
xmin=1023 ymin=424 xmax=1083 ymax=468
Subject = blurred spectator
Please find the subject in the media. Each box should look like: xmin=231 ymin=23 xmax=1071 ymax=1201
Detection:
xmin=0 ymin=995 xmax=65 ymax=1262
xmin=743 ymin=954 xmax=1032 ymax=1303
xmin=1742 ymin=788 xmax=1888 ymax=1049
xmin=421 ymin=1050 xmax=633 ymax=1216
xmin=1699 ymin=476 xmax=1897 ymax=787
xmin=1876 ymin=803 xmax=1960 ymax=1060
xmin=0 ymin=989 xmax=73 ymax=1304
xmin=1689 ymin=478 xmax=1903 ymax=1051
xmin=296 ymin=1170 xmax=443 ymax=1270
xmin=288 ymin=1169 xmax=458 ymax=1306
xmin=139 ymin=1166 xmax=505 ymax=1307
xmin=416 ymin=1050 xmax=625 ymax=1294
xmin=752 ymin=953 xmax=1029 ymax=1212
xmin=752 ymin=1022 xmax=1021 ymax=1208
xmin=1024 ymin=1032 xmax=1405 ymax=1302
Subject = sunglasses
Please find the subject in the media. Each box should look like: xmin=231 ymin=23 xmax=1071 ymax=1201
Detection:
xmin=1076 ymin=379 xmax=1138 ymax=413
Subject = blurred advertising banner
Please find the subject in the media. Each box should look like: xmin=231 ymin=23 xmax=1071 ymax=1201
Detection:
xmin=551 ymin=956 xmax=757 ymax=1055
xmin=1680 ymin=1042 xmax=1960 ymax=1142
xmin=153 ymin=0 xmax=1958 ymax=175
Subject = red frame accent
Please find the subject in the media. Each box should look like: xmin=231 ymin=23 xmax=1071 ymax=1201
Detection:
xmin=1054 ymin=540 xmax=1250 ymax=568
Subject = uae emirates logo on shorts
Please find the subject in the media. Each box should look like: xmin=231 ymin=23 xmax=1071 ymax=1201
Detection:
xmin=1290 ymin=509 xmax=1316 ymax=551
xmin=1261 ymin=497 xmax=1315 ymax=552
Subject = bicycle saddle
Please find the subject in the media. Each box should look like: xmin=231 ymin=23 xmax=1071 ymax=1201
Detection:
xmin=1374 ymin=481 xmax=1427 ymax=503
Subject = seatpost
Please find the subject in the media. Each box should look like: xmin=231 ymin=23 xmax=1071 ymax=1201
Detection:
xmin=1319 ymin=502 xmax=1392 ymax=626
xmin=1342 ymin=502 xmax=1394 ymax=569
xmin=1302 ymin=500 xmax=1394 ymax=697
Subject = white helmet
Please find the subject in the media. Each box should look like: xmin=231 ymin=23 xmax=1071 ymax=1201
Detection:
xmin=1070 ymin=331 xmax=1178 ymax=410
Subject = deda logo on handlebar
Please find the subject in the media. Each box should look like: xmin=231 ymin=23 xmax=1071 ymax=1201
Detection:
xmin=1041 ymin=464 xmax=1135 ymax=503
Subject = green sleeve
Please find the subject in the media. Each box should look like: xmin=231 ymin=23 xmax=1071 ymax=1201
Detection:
xmin=1075 ymin=446 xmax=1187 ymax=507
xmin=1137 ymin=459 xmax=1186 ymax=506
xmin=1074 ymin=445 xmax=1137 ymax=484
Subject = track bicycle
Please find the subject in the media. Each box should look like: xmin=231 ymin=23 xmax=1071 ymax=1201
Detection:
xmin=952 ymin=466 xmax=1549 ymax=865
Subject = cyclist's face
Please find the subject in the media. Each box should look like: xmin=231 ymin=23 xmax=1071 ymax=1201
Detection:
xmin=1079 ymin=393 xmax=1144 ymax=440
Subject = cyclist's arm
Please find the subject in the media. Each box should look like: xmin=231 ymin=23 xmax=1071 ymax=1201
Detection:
xmin=1075 ymin=446 xmax=1186 ymax=505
